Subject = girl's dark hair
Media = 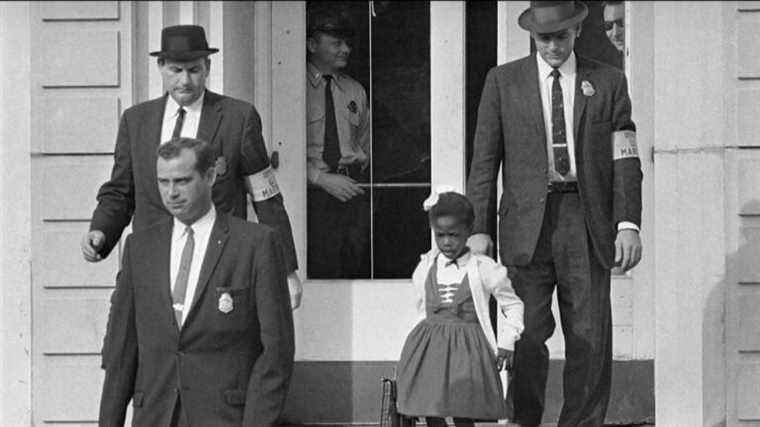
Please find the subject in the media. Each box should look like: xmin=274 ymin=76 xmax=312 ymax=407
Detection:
xmin=428 ymin=192 xmax=475 ymax=228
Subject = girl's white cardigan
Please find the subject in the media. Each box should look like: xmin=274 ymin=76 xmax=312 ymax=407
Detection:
xmin=412 ymin=248 xmax=525 ymax=355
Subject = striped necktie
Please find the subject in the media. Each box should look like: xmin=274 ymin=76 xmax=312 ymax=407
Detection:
xmin=550 ymin=68 xmax=570 ymax=176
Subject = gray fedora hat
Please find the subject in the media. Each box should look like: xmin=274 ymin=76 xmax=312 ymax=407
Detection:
xmin=518 ymin=1 xmax=588 ymax=34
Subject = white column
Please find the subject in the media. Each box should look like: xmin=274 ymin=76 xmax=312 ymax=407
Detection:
xmin=206 ymin=1 xmax=224 ymax=94
xmin=253 ymin=1 xmax=273 ymax=145
xmin=270 ymin=2 xmax=307 ymax=281
xmin=497 ymin=0 xmax=529 ymax=64
xmin=430 ymin=1 xmax=466 ymax=190
xmin=653 ymin=2 xmax=727 ymax=426
xmin=148 ymin=1 xmax=164 ymax=98
xmin=179 ymin=0 xmax=194 ymax=24
xmin=0 ymin=2 xmax=32 ymax=425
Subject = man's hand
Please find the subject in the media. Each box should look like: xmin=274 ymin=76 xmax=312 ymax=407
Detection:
xmin=496 ymin=347 xmax=514 ymax=371
xmin=467 ymin=233 xmax=493 ymax=257
xmin=287 ymin=272 xmax=303 ymax=310
xmin=614 ymin=229 xmax=642 ymax=271
xmin=316 ymin=173 xmax=364 ymax=202
xmin=81 ymin=230 xmax=106 ymax=262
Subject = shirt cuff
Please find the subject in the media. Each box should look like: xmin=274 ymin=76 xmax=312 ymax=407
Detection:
xmin=617 ymin=221 xmax=640 ymax=232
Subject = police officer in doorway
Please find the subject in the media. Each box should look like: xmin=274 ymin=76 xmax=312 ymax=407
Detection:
xmin=306 ymin=9 xmax=371 ymax=278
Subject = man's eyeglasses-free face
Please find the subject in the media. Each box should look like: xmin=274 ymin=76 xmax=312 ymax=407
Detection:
xmin=603 ymin=19 xmax=624 ymax=31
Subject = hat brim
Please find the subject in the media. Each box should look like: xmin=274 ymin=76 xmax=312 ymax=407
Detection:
xmin=149 ymin=48 xmax=219 ymax=61
xmin=518 ymin=3 xmax=588 ymax=34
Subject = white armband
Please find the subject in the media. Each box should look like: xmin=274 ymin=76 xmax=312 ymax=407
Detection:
xmin=612 ymin=130 xmax=639 ymax=160
xmin=246 ymin=166 xmax=281 ymax=201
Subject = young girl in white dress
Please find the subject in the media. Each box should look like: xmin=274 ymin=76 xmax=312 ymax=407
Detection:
xmin=396 ymin=188 xmax=524 ymax=427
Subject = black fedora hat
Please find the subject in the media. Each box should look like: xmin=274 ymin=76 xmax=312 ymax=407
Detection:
xmin=150 ymin=25 xmax=219 ymax=61
xmin=518 ymin=1 xmax=588 ymax=34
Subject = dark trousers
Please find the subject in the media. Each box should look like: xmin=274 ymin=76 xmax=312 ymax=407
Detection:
xmin=170 ymin=397 xmax=188 ymax=427
xmin=507 ymin=193 xmax=612 ymax=427
xmin=307 ymin=188 xmax=371 ymax=279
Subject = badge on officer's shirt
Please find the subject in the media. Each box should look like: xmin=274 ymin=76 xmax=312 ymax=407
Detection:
xmin=215 ymin=156 xmax=227 ymax=176
xmin=218 ymin=292 xmax=233 ymax=314
xmin=347 ymin=101 xmax=358 ymax=114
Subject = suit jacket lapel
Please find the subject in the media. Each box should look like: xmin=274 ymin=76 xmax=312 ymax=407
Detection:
xmin=196 ymin=90 xmax=223 ymax=145
xmin=520 ymin=56 xmax=547 ymax=143
xmin=150 ymin=220 xmax=178 ymax=335
xmin=573 ymin=56 xmax=592 ymax=144
xmin=186 ymin=213 xmax=230 ymax=320
xmin=143 ymin=95 xmax=168 ymax=203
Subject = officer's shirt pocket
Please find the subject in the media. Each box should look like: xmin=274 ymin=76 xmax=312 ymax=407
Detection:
xmin=308 ymin=103 xmax=325 ymax=125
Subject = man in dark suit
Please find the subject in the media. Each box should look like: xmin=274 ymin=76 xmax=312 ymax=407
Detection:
xmin=80 ymin=25 xmax=302 ymax=309
xmin=99 ymin=137 xmax=294 ymax=426
xmin=466 ymin=2 xmax=642 ymax=426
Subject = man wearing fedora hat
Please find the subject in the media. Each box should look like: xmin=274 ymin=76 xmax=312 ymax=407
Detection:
xmin=467 ymin=1 xmax=642 ymax=426
xmin=81 ymin=25 xmax=303 ymax=309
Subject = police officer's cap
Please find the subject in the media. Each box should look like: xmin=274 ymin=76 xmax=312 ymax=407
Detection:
xmin=308 ymin=9 xmax=355 ymax=39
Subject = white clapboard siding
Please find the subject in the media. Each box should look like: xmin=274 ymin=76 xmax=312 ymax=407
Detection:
xmin=30 ymin=1 xmax=131 ymax=424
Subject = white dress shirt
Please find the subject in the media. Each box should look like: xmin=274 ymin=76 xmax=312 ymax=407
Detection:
xmin=537 ymin=51 xmax=577 ymax=182
xmin=170 ymin=205 xmax=216 ymax=325
xmin=536 ymin=52 xmax=638 ymax=232
xmin=161 ymin=91 xmax=205 ymax=144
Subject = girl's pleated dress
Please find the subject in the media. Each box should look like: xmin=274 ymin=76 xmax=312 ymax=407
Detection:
xmin=396 ymin=256 xmax=507 ymax=419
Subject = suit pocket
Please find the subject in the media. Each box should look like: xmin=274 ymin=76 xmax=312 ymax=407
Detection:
xmin=132 ymin=391 xmax=144 ymax=408
xmin=224 ymin=389 xmax=246 ymax=406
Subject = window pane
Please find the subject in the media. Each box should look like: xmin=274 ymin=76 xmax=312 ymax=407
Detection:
xmin=305 ymin=1 xmax=431 ymax=280
xmin=371 ymin=1 xmax=430 ymax=184
xmin=372 ymin=187 xmax=431 ymax=278
xmin=370 ymin=1 xmax=430 ymax=279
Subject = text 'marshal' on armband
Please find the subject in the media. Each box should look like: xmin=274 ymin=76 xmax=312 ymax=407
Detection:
xmin=612 ymin=130 xmax=639 ymax=160
xmin=247 ymin=166 xmax=281 ymax=201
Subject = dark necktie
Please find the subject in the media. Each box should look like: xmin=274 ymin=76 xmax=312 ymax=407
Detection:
xmin=550 ymin=68 xmax=570 ymax=176
xmin=172 ymin=226 xmax=194 ymax=328
xmin=322 ymin=75 xmax=341 ymax=170
xmin=172 ymin=107 xmax=186 ymax=139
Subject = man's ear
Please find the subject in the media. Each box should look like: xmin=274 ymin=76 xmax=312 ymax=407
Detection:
xmin=307 ymin=36 xmax=318 ymax=54
xmin=205 ymin=167 xmax=217 ymax=187
xmin=575 ymin=24 xmax=583 ymax=38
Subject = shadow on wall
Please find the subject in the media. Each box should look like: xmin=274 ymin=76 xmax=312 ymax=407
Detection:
xmin=708 ymin=201 xmax=760 ymax=427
